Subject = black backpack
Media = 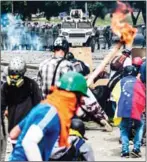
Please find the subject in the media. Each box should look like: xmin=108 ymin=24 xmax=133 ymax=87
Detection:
xmin=49 ymin=138 xmax=85 ymax=161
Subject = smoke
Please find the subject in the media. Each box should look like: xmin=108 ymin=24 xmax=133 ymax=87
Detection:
xmin=1 ymin=13 xmax=43 ymax=51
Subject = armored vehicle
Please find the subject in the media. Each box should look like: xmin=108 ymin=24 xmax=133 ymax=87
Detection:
xmin=59 ymin=9 xmax=96 ymax=52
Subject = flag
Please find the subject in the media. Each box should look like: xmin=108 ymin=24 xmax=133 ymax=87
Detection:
xmin=112 ymin=76 xmax=145 ymax=126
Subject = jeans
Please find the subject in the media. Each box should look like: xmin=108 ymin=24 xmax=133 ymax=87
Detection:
xmin=120 ymin=118 xmax=144 ymax=153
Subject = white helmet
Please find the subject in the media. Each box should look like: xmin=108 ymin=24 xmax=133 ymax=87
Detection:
xmin=8 ymin=56 xmax=26 ymax=76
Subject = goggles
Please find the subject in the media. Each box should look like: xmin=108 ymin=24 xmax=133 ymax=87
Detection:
xmin=9 ymin=75 xmax=20 ymax=79
xmin=7 ymin=75 xmax=24 ymax=87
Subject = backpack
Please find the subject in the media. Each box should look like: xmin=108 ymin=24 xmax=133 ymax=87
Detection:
xmin=110 ymin=55 xmax=127 ymax=71
xmin=71 ymin=60 xmax=90 ymax=76
xmin=50 ymin=138 xmax=85 ymax=161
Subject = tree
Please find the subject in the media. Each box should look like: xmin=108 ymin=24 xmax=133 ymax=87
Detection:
xmin=1 ymin=1 xmax=13 ymax=13
xmin=87 ymin=1 xmax=115 ymax=26
xmin=129 ymin=1 xmax=146 ymax=25
xmin=44 ymin=1 xmax=71 ymax=20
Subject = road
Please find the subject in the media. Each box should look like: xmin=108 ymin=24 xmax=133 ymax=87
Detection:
xmin=1 ymin=49 xmax=145 ymax=161
xmin=2 ymin=120 xmax=146 ymax=161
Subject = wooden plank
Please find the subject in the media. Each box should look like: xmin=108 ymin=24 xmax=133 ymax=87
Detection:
xmin=90 ymin=79 xmax=109 ymax=89
xmin=69 ymin=47 xmax=93 ymax=72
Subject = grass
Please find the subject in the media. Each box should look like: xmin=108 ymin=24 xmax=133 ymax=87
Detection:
xmin=32 ymin=17 xmax=61 ymax=23
xmin=32 ymin=12 xmax=144 ymax=26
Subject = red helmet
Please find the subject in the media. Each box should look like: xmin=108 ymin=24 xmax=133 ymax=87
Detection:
xmin=132 ymin=57 xmax=143 ymax=66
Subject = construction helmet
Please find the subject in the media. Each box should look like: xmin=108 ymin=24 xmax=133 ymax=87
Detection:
xmin=53 ymin=37 xmax=69 ymax=54
xmin=132 ymin=57 xmax=143 ymax=66
xmin=57 ymin=71 xmax=88 ymax=97
xmin=123 ymin=65 xmax=137 ymax=77
xmin=70 ymin=118 xmax=85 ymax=137
xmin=7 ymin=57 xmax=26 ymax=87
xmin=8 ymin=56 xmax=26 ymax=76
xmin=122 ymin=49 xmax=131 ymax=56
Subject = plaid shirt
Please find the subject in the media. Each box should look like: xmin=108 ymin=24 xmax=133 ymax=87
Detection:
xmin=37 ymin=55 xmax=74 ymax=98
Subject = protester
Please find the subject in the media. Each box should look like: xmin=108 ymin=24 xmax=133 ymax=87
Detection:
xmin=65 ymin=52 xmax=112 ymax=132
xmin=110 ymin=48 xmax=132 ymax=78
xmin=9 ymin=71 xmax=88 ymax=161
xmin=50 ymin=118 xmax=95 ymax=161
xmin=112 ymin=65 xmax=146 ymax=158
xmin=1 ymin=66 xmax=8 ymax=85
xmin=132 ymin=57 xmax=143 ymax=75
xmin=65 ymin=52 xmax=90 ymax=76
xmin=139 ymin=61 xmax=146 ymax=84
xmin=1 ymin=56 xmax=42 ymax=142
xmin=37 ymin=36 xmax=74 ymax=99
xmin=139 ymin=61 xmax=146 ymax=146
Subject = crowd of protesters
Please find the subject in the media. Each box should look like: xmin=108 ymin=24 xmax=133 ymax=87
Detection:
xmin=1 ymin=36 xmax=146 ymax=161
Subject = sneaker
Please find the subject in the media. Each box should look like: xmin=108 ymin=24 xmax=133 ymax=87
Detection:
xmin=131 ymin=149 xmax=141 ymax=158
xmin=100 ymin=119 xmax=113 ymax=132
xmin=121 ymin=152 xmax=129 ymax=158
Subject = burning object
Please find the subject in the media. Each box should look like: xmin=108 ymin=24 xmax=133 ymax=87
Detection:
xmin=111 ymin=1 xmax=137 ymax=46
xmin=87 ymin=1 xmax=138 ymax=86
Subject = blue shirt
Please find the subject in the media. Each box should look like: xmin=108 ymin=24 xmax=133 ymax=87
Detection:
xmin=9 ymin=103 xmax=60 ymax=161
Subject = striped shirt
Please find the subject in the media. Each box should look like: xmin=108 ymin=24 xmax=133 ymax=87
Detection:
xmin=37 ymin=55 xmax=74 ymax=98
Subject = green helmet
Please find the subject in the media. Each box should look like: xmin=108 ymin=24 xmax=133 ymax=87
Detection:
xmin=57 ymin=71 xmax=88 ymax=97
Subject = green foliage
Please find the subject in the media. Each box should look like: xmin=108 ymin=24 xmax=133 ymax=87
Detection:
xmin=87 ymin=1 xmax=116 ymax=26
xmin=1 ymin=1 xmax=146 ymax=25
xmin=130 ymin=1 xmax=146 ymax=24
xmin=88 ymin=2 xmax=106 ymax=18
xmin=1 ymin=1 xmax=12 ymax=13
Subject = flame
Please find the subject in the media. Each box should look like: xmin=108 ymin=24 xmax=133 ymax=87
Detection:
xmin=111 ymin=1 xmax=138 ymax=46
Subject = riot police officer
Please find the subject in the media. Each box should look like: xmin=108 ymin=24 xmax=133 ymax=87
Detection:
xmin=102 ymin=26 xmax=113 ymax=49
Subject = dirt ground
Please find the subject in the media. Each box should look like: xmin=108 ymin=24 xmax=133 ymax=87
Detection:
xmin=1 ymin=49 xmax=146 ymax=161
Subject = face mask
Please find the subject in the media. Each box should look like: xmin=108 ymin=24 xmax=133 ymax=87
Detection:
xmin=6 ymin=75 xmax=24 ymax=88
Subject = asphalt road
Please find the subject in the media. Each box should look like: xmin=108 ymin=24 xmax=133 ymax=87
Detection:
xmin=1 ymin=49 xmax=146 ymax=161
xmin=2 ymin=120 xmax=146 ymax=161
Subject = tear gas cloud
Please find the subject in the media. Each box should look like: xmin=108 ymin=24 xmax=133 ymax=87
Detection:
xmin=1 ymin=13 xmax=55 ymax=51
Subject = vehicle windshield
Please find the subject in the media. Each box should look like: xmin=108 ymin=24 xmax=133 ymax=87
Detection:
xmin=62 ymin=22 xmax=76 ymax=28
xmin=77 ymin=22 xmax=91 ymax=28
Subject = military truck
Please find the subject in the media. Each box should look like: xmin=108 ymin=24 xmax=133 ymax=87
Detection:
xmin=59 ymin=9 xmax=96 ymax=52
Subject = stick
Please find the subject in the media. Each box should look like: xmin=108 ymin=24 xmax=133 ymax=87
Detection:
xmin=87 ymin=42 xmax=123 ymax=86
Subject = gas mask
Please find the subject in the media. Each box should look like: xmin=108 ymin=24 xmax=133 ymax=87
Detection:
xmin=6 ymin=75 xmax=24 ymax=88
